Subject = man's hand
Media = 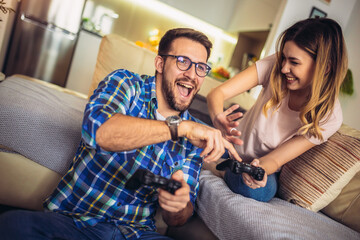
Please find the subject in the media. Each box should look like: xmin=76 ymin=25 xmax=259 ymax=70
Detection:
xmin=179 ymin=120 xmax=242 ymax=163
xmin=159 ymin=170 xmax=193 ymax=226
xmin=213 ymin=104 xmax=243 ymax=146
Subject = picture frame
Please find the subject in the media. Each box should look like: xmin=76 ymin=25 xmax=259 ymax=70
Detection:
xmin=309 ymin=7 xmax=327 ymax=18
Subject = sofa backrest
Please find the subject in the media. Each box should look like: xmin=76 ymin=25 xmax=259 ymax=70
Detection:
xmin=88 ymin=34 xmax=157 ymax=98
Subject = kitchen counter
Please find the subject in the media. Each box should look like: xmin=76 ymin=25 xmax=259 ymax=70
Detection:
xmin=80 ymin=28 xmax=104 ymax=38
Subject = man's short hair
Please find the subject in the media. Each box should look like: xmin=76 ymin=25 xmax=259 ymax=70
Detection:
xmin=158 ymin=28 xmax=212 ymax=60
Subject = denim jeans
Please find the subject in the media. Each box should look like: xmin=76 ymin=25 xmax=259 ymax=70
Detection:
xmin=0 ymin=210 xmax=173 ymax=240
xmin=224 ymin=169 xmax=278 ymax=202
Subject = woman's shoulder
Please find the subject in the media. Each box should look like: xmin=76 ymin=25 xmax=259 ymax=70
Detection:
xmin=255 ymin=54 xmax=276 ymax=85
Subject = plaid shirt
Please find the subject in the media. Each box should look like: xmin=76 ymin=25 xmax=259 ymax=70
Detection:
xmin=44 ymin=70 xmax=203 ymax=239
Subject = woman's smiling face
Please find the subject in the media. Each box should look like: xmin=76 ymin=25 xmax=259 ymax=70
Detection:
xmin=281 ymin=40 xmax=316 ymax=94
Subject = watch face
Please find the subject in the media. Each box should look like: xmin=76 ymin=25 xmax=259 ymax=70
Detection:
xmin=167 ymin=115 xmax=181 ymax=123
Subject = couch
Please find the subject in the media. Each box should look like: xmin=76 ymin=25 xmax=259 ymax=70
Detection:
xmin=1 ymin=33 xmax=359 ymax=240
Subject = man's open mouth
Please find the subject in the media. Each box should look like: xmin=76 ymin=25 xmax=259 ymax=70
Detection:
xmin=177 ymin=82 xmax=194 ymax=97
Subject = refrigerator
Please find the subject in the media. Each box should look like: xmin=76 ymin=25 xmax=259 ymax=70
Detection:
xmin=4 ymin=0 xmax=86 ymax=87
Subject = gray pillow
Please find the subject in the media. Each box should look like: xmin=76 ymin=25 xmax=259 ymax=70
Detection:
xmin=196 ymin=170 xmax=360 ymax=240
xmin=0 ymin=76 xmax=87 ymax=175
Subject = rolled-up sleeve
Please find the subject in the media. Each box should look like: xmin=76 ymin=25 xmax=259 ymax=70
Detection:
xmin=82 ymin=70 xmax=138 ymax=149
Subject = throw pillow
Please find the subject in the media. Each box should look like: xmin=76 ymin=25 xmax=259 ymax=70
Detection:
xmin=278 ymin=131 xmax=360 ymax=212
xmin=321 ymin=169 xmax=360 ymax=233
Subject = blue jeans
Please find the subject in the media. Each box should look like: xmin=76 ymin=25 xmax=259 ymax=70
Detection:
xmin=224 ymin=169 xmax=278 ymax=202
xmin=0 ymin=210 xmax=173 ymax=240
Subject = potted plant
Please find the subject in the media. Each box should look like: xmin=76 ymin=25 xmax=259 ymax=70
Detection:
xmin=0 ymin=0 xmax=15 ymax=22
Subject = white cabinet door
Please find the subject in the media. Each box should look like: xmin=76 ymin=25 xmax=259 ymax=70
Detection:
xmin=66 ymin=30 xmax=102 ymax=95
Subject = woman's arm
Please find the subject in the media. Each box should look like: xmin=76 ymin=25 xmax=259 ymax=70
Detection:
xmin=207 ymin=64 xmax=259 ymax=121
xmin=244 ymin=135 xmax=316 ymax=188
xmin=207 ymin=64 xmax=259 ymax=145
xmin=259 ymin=135 xmax=316 ymax=174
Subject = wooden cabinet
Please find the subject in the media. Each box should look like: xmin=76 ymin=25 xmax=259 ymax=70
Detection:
xmin=229 ymin=31 xmax=269 ymax=71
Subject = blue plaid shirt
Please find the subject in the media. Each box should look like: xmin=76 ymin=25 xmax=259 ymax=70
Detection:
xmin=44 ymin=70 xmax=204 ymax=239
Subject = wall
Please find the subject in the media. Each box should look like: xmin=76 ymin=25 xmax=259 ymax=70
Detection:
xmin=264 ymin=0 xmax=357 ymax=56
xmin=341 ymin=0 xmax=360 ymax=130
xmin=262 ymin=0 xmax=359 ymax=130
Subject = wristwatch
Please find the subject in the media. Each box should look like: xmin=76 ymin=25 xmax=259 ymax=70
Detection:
xmin=165 ymin=115 xmax=182 ymax=141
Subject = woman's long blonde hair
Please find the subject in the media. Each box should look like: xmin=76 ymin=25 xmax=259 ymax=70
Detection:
xmin=263 ymin=18 xmax=348 ymax=140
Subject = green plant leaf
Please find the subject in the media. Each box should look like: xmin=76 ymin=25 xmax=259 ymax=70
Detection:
xmin=340 ymin=69 xmax=354 ymax=96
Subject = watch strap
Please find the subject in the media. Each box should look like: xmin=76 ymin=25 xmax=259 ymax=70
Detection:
xmin=169 ymin=124 xmax=178 ymax=141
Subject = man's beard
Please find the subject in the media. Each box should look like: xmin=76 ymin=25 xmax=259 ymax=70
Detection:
xmin=162 ymin=76 xmax=197 ymax=112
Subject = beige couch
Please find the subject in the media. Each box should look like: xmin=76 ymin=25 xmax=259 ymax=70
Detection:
xmin=1 ymin=33 xmax=359 ymax=239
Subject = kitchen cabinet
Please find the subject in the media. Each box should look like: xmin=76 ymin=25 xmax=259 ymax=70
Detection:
xmin=158 ymin=0 xmax=237 ymax=29
xmin=65 ymin=30 xmax=102 ymax=94
xmin=229 ymin=31 xmax=269 ymax=71
xmin=227 ymin=0 xmax=282 ymax=32
xmin=158 ymin=0 xmax=281 ymax=32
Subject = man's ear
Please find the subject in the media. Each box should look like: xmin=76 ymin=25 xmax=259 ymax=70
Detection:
xmin=155 ymin=55 xmax=164 ymax=73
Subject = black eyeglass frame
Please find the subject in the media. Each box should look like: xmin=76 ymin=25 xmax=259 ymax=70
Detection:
xmin=160 ymin=54 xmax=211 ymax=77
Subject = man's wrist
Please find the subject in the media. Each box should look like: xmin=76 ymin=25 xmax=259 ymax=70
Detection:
xmin=162 ymin=201 xmax=193 ymax=227
xmin=177 ymin=120 xmax=190 ymax=139
xmin=165 ymin=116 xmax=182 ymax=141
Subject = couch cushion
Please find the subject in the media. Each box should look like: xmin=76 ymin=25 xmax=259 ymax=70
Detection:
xmin=0 ymin=75 xmax=87 ymax=175
xmin=278 ymin=127 xmax=360 ymax=212
xmin=197 ymin=170 xmax=360 ymax=239
xmin=0 ymin=151 xmax=62 ymax=210
xmin=89 ymin=34 xmax=156 ymax=98
xmin=321 ymin=165 xmax=360 ymax=233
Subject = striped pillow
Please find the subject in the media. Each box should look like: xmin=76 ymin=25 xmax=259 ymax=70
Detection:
xmin=278 ymin=131 xmax=360 ymax=212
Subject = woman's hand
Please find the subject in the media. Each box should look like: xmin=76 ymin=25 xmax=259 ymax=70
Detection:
xmin=213 ymin=104 xmax=243 ymax=146
xmin=242 ymin=159 xmax=268 ymax=189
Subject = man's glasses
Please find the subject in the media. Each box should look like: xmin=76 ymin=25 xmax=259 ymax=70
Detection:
xmin=160 ymin=54 xmax=211 ymax=77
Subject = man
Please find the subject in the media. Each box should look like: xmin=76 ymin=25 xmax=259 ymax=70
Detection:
xmin=0 ymin=28 xmax=241 ymax=239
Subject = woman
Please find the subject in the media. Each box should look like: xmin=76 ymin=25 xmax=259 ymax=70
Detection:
xmin=206 ymin=18 xmax=348 ymax=202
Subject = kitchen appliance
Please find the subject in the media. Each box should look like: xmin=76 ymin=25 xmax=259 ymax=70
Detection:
xmin=3 ymin=0 xmax=86 ymax=87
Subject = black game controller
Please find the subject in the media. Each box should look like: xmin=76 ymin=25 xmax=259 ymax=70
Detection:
xmin=216 ymin=159 xmax=265 ymax=181
xmin=125 ymin=169 xmax=182 ymax=194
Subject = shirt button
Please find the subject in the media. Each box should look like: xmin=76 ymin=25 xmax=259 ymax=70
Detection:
xmin=117 ymin=202 xmax=121 ymax=206
xmin=174 ymin=162 xmax=179 ymax=166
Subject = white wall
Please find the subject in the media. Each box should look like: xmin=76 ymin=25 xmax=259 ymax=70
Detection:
xmin=265 ymin=0 xmax=357 ymax=56
xmin=263 ymin=0 xmax=359 ymax=130
xmin=341 ymin=0 xmax=360 ymax=130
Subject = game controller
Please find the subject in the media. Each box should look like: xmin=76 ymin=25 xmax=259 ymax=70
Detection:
xmin=216 ymin=158 xmax=265 ymax=181
xmin=125 ymin=169 xmax=182 ymax=194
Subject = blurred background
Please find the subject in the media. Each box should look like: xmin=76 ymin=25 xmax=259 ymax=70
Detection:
xmin=0 ymin=0 xmax=359 ymax=129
